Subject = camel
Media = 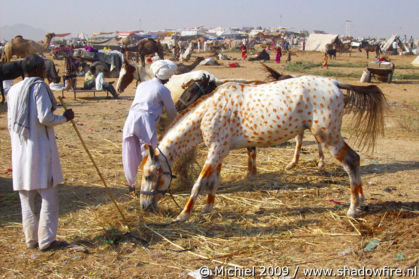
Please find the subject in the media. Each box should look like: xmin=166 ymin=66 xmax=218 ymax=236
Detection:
xmin=121 ymin=38 xmax=164 ymax=67
xmin=1 ymin=33 xmax=55 ymax=62
xmin=174 ymin=56 xmax=205 ymax=75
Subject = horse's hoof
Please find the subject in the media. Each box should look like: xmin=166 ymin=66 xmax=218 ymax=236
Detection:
xmin=317 ymin=161 xmax=325 ymax=170
xmin=201 ymin=204 xmax=213 ymax=214
xmin=174 ymin=213 xmax=189 ymax=223
xmin=346 ymin=208 xmax=358 ymax=218
xmin=246 ymin=171 xmax=257 ymax=177
xmin=285 ymin=162 xmax=297 ymax=170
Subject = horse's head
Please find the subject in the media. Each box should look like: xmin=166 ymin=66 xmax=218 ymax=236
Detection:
xmin=176 ymin=74 xmax=216 ymax=112
xmin=44 ymin=59 xmax=60 ymax=83
xmin=140 ymin=145 xmax=173 ymax=211
xmin=116 ymin=59 xmax=136 ymax=93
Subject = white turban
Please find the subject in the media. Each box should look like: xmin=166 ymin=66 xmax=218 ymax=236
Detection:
xmin=150 ymin=59 xmax=177 ymax=80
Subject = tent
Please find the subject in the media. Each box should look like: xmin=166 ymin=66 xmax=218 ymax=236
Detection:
xmin=382 ymin=35 xmax=398 ymax=52
xmin=89 ymin=37 xmax=121 ymax=50
xmin=412 ymin=56 xmax=419 ymax=67
xmin=78 ymin=33 xmax=89 ymax=41
xmin=305 ymin=33 xmax=339 ymax=52
xmin=382 ymin=35 xmax=410 ymax=53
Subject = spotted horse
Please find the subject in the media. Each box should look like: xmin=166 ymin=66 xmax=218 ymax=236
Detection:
xmin=177 ymin=67 xmax=323 ymax=173
xmin=139 ymin=75 xmax=387 ymax=222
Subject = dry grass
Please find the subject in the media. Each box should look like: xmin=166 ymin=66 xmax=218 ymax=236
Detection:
xmin=0 ymin=50 xmax=418 ymax=278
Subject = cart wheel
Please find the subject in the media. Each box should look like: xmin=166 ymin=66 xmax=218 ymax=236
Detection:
xmin=387 ymin=72 xmax=393 ymax=83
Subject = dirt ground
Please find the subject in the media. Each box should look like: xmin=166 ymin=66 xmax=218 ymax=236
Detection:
xmin=0 ymin=49 xmax=418 ymax=278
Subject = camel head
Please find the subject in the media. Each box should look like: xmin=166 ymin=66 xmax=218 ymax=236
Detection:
xmin=121 ymin=36 xmax=132 ymax=46
xmin=45 ymin=33 xmax=55 ymax=40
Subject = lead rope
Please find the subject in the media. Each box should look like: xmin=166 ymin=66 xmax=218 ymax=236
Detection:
xmin=157 ymin=146 xmax=182 ymax=210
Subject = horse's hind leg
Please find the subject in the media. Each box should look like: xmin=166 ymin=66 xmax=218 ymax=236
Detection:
xmin=286 ymin=132 xmax=325 ymax=170
xmin=286 ymin=132 xmax=303 ymax=170
xmin=314 ymin=136 xmax=325 ymax=169
xmin=328 ymin=140 xmax=364 ymax=217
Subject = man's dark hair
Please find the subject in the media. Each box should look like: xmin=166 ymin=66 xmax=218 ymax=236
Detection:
xmin=22 ymin=54 xmax=45 ymax=75
xmin=90 ymin=65 xmax=96 ymax=73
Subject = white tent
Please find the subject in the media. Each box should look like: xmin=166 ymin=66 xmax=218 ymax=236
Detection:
xmin=382 ymin=35 xmax=398 ymax=52
xmin=382 ymin=35 xmax=410 ymax=53
xmin=78 ymin=33 xmax=89 ymax=40
xmin=180 ymin=30 xmax=198 ymax=37
xmin=305 ymin=33 xmax=339 ymax=52
xmin=412 ymin=56 xmax=419 ymax=67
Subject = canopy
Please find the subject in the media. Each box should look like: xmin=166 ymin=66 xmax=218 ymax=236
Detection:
xmin=117 ymin=31 xmax=142 ymax=38
xmin=54 ymin=33 xmax=71 ymax=37
xmin=92 ymin=32 xmax=114 ymax=38
xmin=305 ymin=33 xmax=339 ymax=52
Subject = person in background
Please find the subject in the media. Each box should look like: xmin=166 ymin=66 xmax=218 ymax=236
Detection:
xmin=122 ymin=60 xmax=178 ymax=193
xmin=275 ymin=45 xmax=282 ymax=63
xmin=286 ymin=50 xmax=292 ymax=63
xmin=7 ymin=54 xmax=74 ymax=252
xmin=241 ymin=43 xmax=247 ymax=60
xmin=392 ymin=40 xmax=398 ymax=55
xmin=83 ymin=65 xmax=96 ymax=89
xmin=95 ymin=67 xmax=118 ymax=99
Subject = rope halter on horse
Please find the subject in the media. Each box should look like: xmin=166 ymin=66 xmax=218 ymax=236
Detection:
xmin=139 ymin=146 xmax=176 ymax=197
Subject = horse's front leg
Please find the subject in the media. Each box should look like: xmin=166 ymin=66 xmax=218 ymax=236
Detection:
xmin=246 ymin=147 xmax=257 ymax=176
xmin=201 ymin=163 xmax=222 ymax=214
xmin=175 ymin=145 xmax=226 ymax=222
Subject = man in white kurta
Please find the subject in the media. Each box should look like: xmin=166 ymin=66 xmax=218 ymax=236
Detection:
xmin=122 ymin=60 xmax=178 ymax=192
xmin=7 ymin=54 xmax=74 ymax=251
xmin=95 ymin=69 xmax=119 ymax=99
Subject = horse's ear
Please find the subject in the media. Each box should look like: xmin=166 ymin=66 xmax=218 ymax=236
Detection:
xmin=144 ymin=144 xmax=156 ymax=162
xmin=204 ymin=74 xmax=210 ymax=83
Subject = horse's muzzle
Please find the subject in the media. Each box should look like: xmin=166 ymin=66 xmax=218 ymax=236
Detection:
xmin=140 ymin=197 xmax=158 ymax=212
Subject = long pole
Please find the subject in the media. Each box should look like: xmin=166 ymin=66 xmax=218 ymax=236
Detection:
xmin=58 ymin=97 xmax=130 ymax=230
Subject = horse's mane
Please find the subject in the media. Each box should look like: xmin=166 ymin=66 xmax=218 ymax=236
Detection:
xmin=159 ymin=87 xmax=219 ymax=141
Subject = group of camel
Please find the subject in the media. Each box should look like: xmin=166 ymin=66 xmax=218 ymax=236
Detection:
xmin=0 ymin=32 xmax=165 ymax=66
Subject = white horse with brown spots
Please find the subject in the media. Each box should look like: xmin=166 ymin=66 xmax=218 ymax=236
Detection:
xmin=140 ymin=77 xmax=386 ymax=222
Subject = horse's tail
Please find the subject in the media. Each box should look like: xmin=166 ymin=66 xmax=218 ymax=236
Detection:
xmin=259 ymin=62 xmax=295 ymax=81
xmin=336 ymin=82 xmax=388 ymax=151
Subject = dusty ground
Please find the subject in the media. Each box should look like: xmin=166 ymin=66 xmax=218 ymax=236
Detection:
xmin=0 ymin=49 xmax=418 ymax=278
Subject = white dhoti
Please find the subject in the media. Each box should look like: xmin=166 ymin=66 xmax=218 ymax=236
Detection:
xmin=18 ymin=186 xmax=59 ymax=250
xmin=122 ymin=111 xmax=157 ymax=188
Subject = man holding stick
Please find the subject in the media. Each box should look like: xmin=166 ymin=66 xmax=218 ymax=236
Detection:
xmin=7 ymin=54 xmax=74 ymax=252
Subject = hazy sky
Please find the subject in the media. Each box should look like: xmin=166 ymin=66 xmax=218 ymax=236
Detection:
xmin=1 ymin=0 xmax=418 ymax=38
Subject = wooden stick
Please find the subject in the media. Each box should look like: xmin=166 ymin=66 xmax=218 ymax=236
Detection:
xmin=58 ymin=97 xmax=130 ymax=230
